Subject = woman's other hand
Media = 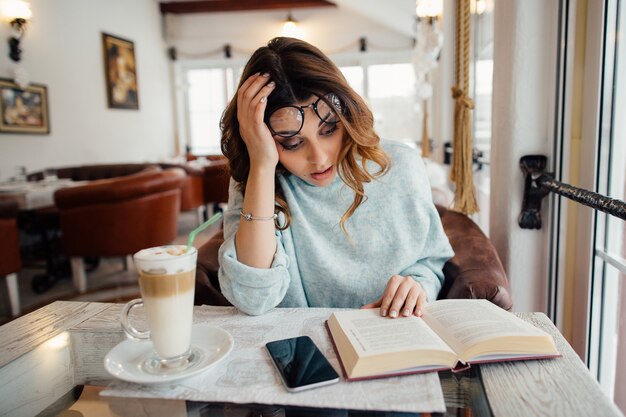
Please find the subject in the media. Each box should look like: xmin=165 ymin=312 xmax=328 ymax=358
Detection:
xmin=361 ymin=275 xmax=426 ymax=318
xmin=237 ymin=73 xmax=278 ymax=170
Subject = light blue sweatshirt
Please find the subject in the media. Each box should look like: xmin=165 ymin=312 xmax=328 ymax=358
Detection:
xmin=218 ymin=141 xmax=454 ymax=315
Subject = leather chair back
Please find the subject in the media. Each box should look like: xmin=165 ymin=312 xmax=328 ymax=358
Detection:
xmin=203 ymin=158 xmax=230 ymax=205
xmin=28 ymin=163 xmax=159 ymax=182
xmin=54 ymin=168 xmax=185 ymax=258
xmin=435 ymin=206 xmax=512 ymax=309
xmin=159 ymin=163 xmax=205 ymax=212
xmin=0 ymin=198 xmax=21 ymax=275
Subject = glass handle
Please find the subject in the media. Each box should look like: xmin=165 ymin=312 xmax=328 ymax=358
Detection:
xmin=120 ymin=299 xmax=150 ymax=340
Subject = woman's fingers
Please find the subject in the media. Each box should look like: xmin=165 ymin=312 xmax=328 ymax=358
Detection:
xmin=379 ymin=276 xmax=425 ymax=319
xmin=237 ymin=72 xmax=261 ymax=97
xmin=387 ymin=277 xmax=413 ymax=318
xmin=413 ymin=291 xmax=427 ymax=317
xmin=379 ymin=275 xmax=403 ymax=317
xmin=235 ymin=73 xmax=279 ymax=167
xmin=238 ymin=73 xmax=271 ymax=107
xmin=238 ymin=73 xmax=266 ymax=99
xmin=400 ymin=286 xmax=420 ymax=317
xmin=252 ymin=81 xmax=276 ymax=121
xmin=238 ymin=74 xmax=274 ymax=127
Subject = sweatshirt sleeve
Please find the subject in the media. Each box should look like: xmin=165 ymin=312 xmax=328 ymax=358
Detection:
xmin=217 ymin=179 xmax=291 ymax=315
xmin=398 ymin=155 xmax=454 ymax=303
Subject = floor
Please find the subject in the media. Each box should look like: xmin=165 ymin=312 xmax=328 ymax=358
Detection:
xmin=0 ymin=211 xmax=220 ymax=324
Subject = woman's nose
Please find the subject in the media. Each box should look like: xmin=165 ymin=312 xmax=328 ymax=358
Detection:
xmin=300 ymin=111 xmax=328 ymax=165
xmin=306 ymin=139 xmax=327 ymax=165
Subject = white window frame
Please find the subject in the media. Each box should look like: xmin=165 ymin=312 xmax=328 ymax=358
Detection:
xmin=173 ymin=58 xmax=247 ymax=155
xmin=548 ymin=0 xmax=579 ymax=336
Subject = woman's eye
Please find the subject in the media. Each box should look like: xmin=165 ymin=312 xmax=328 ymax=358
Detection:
xmin=320 ymin=122 xmax=339 ymax=136
xmin=280 ymin=139 xmax=303 ymax=151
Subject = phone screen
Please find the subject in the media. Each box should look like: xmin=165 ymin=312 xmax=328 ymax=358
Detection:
xmin=266 ymin=336 xmax=340 ymax=392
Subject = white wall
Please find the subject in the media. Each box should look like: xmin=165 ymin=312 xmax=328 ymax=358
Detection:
xmin=0 ymin=0 xmax=174 ymax=178
xmin=490 ymin=0 xmax=559 ymax=313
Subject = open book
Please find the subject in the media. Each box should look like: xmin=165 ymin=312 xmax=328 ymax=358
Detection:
xmin=327 ymin=299 xmax=560 ymax=381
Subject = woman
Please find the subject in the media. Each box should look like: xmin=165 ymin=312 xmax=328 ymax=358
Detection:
xmin=218 ymin=37 xmax=454 ymax=317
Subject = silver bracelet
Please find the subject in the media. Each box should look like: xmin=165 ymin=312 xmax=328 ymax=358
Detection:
xmin=240 ymin=209 xmax=278 ymax=221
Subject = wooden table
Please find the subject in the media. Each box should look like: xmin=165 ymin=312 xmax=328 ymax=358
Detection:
xmin=0 ymin=301 xmax=622 ymax=417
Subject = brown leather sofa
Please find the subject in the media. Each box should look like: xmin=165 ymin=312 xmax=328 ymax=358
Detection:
xmin=54 ymin=168 xmax=185 ymax=293
xmin=0 ymin=198 xmax=22 ymax=316
xmin=194 ymin=205 xmax=513 ymax=311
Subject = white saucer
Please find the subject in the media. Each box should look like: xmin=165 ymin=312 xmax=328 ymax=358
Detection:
xmin=104 ymin=325 xmax=234 ymax=384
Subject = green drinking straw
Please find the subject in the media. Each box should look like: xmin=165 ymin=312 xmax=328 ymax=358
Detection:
xmin=187 ymin=212 xmax=223 ymax=249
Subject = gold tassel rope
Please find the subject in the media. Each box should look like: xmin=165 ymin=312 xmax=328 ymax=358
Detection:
xmin=450 ymin=0 xmax=479 ymax=214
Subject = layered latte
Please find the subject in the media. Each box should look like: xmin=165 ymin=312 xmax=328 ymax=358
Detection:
xmin=134 ymin=245 xmax=197 ymax=359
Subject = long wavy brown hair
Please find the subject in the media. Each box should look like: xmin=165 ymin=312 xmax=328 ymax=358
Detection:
xmin=221 ymin=37 xmax=390 ymax=235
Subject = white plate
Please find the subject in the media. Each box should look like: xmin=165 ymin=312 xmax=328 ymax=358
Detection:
xmin=104 ymin=325 xmax=234 ymax=384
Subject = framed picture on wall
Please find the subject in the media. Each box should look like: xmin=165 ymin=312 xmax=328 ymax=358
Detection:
xmin=102 ymin=32 xmax=139 ymax=109
xmin=0 ymin=79 xmax=50 ymax=134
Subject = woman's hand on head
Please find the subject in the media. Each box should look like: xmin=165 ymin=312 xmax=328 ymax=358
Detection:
xmin=237 ymin=73 xmax=279 ymax=170
xmin=361 ymin=275 xmax=427 ymax=318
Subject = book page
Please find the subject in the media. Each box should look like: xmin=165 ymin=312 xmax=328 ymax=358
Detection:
xmin=422 ymin=300 xmax=548 ymax=355
xmin=334 ymin=308 xmax=453 ymax=357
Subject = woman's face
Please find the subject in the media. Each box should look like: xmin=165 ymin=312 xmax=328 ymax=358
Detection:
xmin=269 ymin=95 xmax=344 ymax=187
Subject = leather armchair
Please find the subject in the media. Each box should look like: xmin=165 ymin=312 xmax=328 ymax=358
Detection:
xmin=202 ymin=158 xmax=230 ymax=215
xmin=159 ymin=163 xmax=206 ymax=222
xmin=54 ymin=168 xmax=185 ymax=293
xmin=194 ymin=205 xmax=513 ymax=310
xmin=0 ymin=198 xmax=22 ymax=316
xmin=435 ymin=206 xmax=512 ymax=309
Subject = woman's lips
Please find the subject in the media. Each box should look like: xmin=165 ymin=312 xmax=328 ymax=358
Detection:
xmin=310 ymin=165 xmax=334 ymax=181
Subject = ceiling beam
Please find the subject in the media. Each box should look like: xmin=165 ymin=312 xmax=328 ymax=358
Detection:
xmin=160 ymin=0 xmax=336 ymax=14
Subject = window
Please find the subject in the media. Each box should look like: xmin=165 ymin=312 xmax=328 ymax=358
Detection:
xmin=339 ymin=66 xmax=364 ymax=97
xmin=185 ymin=68 xmax=231 ymax=154
xmin=367 ymin=63 xmax=418 ymax=144
xmin=588 ymin=0 xmax=626 ymax=406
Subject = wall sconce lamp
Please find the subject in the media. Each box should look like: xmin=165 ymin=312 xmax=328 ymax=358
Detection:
xmin=1 ymin=0 xmax=32 ymax=62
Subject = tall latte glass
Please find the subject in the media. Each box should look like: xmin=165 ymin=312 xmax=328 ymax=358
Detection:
xmin=121 ymin=245 xmax=199 ymax=375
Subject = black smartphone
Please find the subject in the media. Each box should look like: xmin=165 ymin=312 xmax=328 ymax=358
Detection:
xmin=265 ymin=336 xmax=340 ymax=392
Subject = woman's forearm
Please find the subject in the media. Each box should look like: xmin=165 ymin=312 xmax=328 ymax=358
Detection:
xmin=234 ymin=165 xmax=277 ymax=268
